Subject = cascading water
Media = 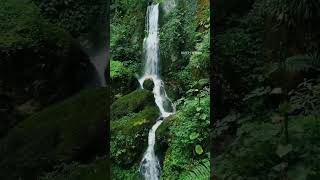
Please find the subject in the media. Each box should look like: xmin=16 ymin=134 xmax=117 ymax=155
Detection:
xmin=91 ymin=50 xmax=107 ymax=87
xmin=139 ymin=3 xmax=175 ymax=180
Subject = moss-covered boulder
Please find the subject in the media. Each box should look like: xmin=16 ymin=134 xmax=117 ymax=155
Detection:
xmin=0 ymin=0 xmax=95 ymax=135
xmin=0 ymin=88 xmax=108 ymax=180
xmin=39 ymin=158 xmax=109 ymax=180
xmin=155 ymin=115 xmax=176 ymax=163
xmin=111 ymin=89 xmax=157 ymax=121
xmin=110 ymin=89 xmax=159 ymax=169
xmin=143 ymin=79 xmax=154 ymax=91
xmin=111 ymin=106 xmax=159 ymax=167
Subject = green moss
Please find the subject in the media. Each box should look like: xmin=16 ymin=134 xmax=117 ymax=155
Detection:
xmin=0 ymin=88 xmax=108 ymax=180
xmin=110 ymin=88 xmax=159 ymax=168
xmin=111 ymin=106 xmax=159 ymax=167
xmin=0 ymin=0 xmax=40 ymax=49
xmin=156 ymin=115 xmax=176 ymax=140
xmin=111 ymin=90 xmax=156 ymax=121
xmin=142 ymin=79 xmax=154 ymax=91
xmin=111 ymin=106 xmax=159 ymax=133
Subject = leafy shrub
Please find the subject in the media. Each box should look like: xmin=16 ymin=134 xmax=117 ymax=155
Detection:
xmin=111 ymin=60 xmax=134 ymax=79
xmin=161 ymin=92 xmax=210 ymax=179
xmin=32 ymin=0 xmax=107 ymax=37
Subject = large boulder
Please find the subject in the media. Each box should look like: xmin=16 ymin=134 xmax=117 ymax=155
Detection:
xmin=142 ymin=78 xmax=154 ymax=91
xmin=110 ymin=89 xmax=159 ymax=168
xmin=0 ymin=0 xmax=95 ymax=135
xmin=0 ymin=88 xmax=108 ymax=180
xmin=111 ymin=89 xmax=157 ymax=121
xmin=111 ymin=106 xmax=159 ymax=167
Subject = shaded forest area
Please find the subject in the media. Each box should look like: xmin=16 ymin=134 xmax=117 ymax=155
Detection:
xmin=0 ymin=0 xmax=109 ymax=179
xmin=212 ymin=0 xmax=320 ymax=179
xmin=110 ymin=0 xmax=210 ymax=179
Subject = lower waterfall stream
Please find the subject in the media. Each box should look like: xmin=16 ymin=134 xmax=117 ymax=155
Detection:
xmin=138 ymin=3 xmax=175 ymax=180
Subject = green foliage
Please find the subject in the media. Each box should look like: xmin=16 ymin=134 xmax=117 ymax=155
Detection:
xmin=266 ymin=54 xmax=320 ymax=76
xmin=0 ymin=0 xmax=72 ymax=50
xmin=184 ymin=160 xmax=210 ymax=180
xmin=195 ymin=145 xmax=204 ymax=155
xmin=213 ymin=0 xmax=320 ymax=179
xmin=0 ymin=0 xmax=41 ymax=49
xmin=110 ymin=0 xmax=210 ymax=179
xmin=112 ymin=165 xmax=140 ymax=180
xmin=111 ymin=60 xmax=134 ymax=79
xmin=111 ymin=0 xmax=147 ymax=66
xmin=289 ymin=78 xmax=320 ymax=114
xmin=271 ymin=0 xmax=320 ymax=24
xmin=159 ymin=0 xmax=198 ymax=77
xmin=188 ymin=33 xmax=210 ymax=79
xmin=161 ymin=92 xmax=210 ymax=179
xmin=32 ymin=0 xmax=106 ymax=37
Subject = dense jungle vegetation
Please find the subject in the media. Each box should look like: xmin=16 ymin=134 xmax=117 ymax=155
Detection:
xmin=0 ymin=0 xmax=109 ymax=179
xmin=110 ymin=0 xmax=210 ymax=179
xmin=212 ymin=0 xmax=320 ymax=179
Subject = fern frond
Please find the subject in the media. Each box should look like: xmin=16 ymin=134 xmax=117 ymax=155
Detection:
xmin=184 ymin=161 xmax=210 ymax=180
xmin=284 ymin=55 xmax=314 ymax=72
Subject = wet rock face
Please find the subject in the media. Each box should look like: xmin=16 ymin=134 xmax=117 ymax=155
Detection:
xmin=143 ymin=78 xmax=155 ymax=91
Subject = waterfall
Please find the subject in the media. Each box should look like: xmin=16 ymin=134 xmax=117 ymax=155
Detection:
xmin=90 ymin=50 xmax=107 ymax=87
xmin=139 ymin=3 xmax=175 ymax=180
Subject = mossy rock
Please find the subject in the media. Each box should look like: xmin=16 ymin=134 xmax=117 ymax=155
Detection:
xmin=0 ymin=88 xmax=108 ymax=180
xmin=111 ymin=89 xmax=156 ymax=121
xmin=111 ymin=106 xmax=159 ymax=167
xmin=0 ymin=0 xmax=95 ymax=134
xmin=39 ymin=158 xmax=109 ymax=180
xmin=155 ymin=115 xmax=176 ymax=162
xmin=142 ymin=79 xmax=154 ymax=91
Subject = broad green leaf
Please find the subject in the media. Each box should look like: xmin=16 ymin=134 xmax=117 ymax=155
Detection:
xmin=189 ymin=132 xmax=199 ymax=140
xmin=195 ymin=145 xmax=204 ymax=155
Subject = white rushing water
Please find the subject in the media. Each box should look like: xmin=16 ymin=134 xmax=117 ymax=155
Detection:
xmin=139 ymin=3 xmax=175 ymax=180
xmin=91 ymin=50 xmax=107 ymax=87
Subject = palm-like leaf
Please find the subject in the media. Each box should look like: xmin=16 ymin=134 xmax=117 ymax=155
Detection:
xmin=184 ymin=161 xmax=210 ymax=180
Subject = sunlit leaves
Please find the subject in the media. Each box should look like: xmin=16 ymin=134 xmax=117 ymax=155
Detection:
xmin=195 ymin=145 xmax=204 ymax=155
xmin=189 ymin=132 xmax=199 ymax=140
